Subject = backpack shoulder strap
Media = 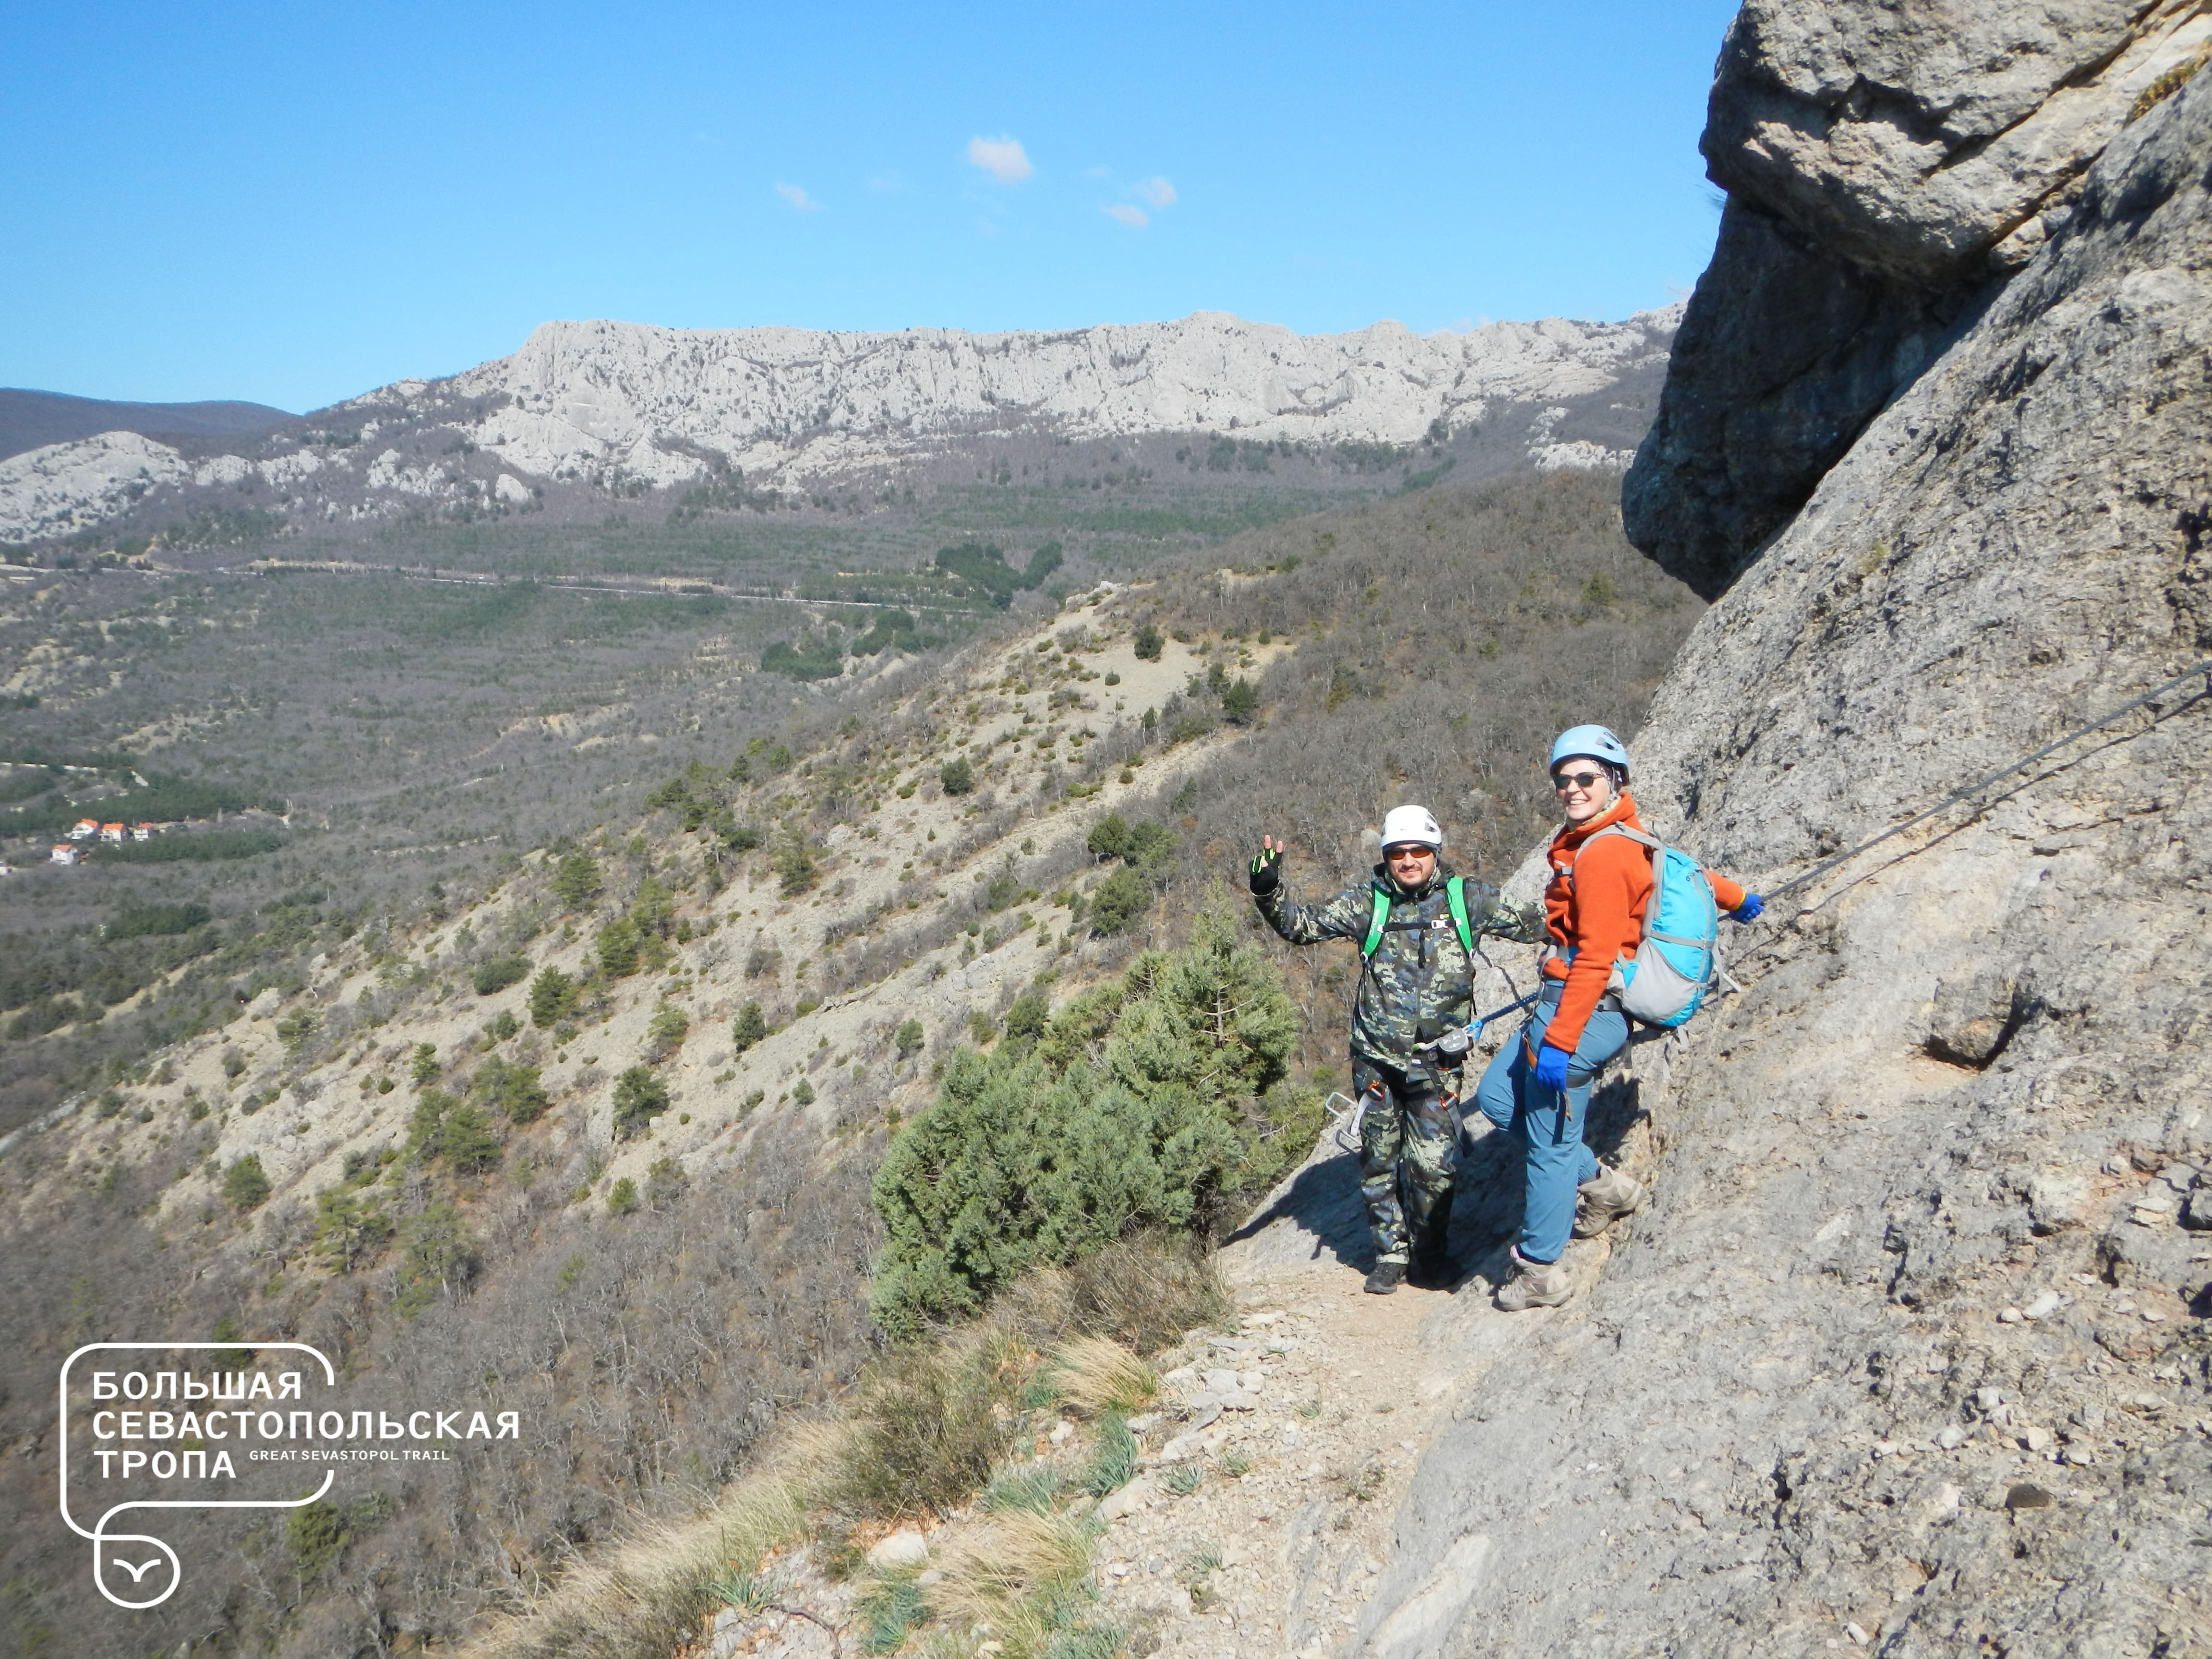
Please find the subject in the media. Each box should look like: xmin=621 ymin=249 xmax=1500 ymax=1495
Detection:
xmin=1444 ymin=876 xmax=1473 ymax=955
xmin=1360 ymin=887 xmax=1390 ymax=958
xmin=1577 ymin=822 xmax=1659 ymax=856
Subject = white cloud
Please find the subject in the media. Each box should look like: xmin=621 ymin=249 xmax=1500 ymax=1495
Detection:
xmin=1104 ymin=203 xmax=1149 ymax=228
xmin=967 ymin=135 xmax=1034 ymax=184
xmin=1135 ymin=176 xmax=1176 ymax=209
xmin=774 ymin=183 xmax=820 ymax=212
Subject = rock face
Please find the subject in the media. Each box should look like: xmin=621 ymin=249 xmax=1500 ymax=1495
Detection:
xmin=1365 ymin=47 xmax=2212 ymax=1659
xmin=445 ymin=309 xmax=1677 ymax=489
xmin=1625 ymin=0 xmax=2212 ymax=597
xmin=0 ymin=430 xmax=189 ymax=542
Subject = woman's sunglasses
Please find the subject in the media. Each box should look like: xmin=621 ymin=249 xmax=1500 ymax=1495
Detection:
xmin=1551 ymin=770 xmax=1607 ymax=791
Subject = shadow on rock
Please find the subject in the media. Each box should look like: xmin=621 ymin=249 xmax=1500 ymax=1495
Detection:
xmin=1226 ymin=1142 xmax=1370 ymax=1267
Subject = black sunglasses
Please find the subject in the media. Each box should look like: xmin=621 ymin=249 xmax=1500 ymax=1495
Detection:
xmin=1551 ymin=769 xmax=1608 ymax=791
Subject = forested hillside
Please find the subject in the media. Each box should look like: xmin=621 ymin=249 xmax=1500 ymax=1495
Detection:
xmin=0 ymin=468 xmax=1703 ymax=1659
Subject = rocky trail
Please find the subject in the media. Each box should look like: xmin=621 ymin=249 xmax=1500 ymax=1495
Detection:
xmin=689 ymin=966 xmax=2212 ymax=1659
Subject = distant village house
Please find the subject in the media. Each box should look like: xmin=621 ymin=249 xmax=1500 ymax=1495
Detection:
xmin=50 ymin=844 xmax=80 ymax=866
xmin=99 ymin=822 xmax=126 ymax=844
xmin=68 ymin=818 xmax=97 ymax=840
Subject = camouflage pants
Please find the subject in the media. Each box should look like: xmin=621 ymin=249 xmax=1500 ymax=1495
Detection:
xmin=1352 ymin=1055 xmax=1460 ymax=1265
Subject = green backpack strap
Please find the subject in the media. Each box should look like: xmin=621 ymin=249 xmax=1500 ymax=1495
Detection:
xmin=1363 ymin=881 xmax=1474 ymax=957
xmin=1361 ymin=887 xmax=1390 ymax=958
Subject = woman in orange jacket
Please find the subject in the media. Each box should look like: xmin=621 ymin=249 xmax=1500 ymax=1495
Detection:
xmin=1472 ymin=724 xmax=1762 ymax=1311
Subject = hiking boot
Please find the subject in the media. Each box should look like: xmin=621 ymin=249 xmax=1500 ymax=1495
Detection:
xmin=1495 ymin=1247 xmax=1573 ymax=1311
xmin=1573 ymin=1164 xmax=1645 ymax=1238
xmin=1363 ymin=1258 xmax=1407 ymax=1295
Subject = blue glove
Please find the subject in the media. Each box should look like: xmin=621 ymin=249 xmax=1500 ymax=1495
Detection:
xmin=1729 ymin=893 xmax=1765 ymax=923
xmin=1532 ymin=1042 xmax=1573 ymax=1093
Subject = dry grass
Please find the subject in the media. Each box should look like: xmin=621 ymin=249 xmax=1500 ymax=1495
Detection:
xmin=1049 ymin=1336 xmax=1158 ymax=1417
xmin=832 ymin=1327 xmax=1033 ymax=1520
xmin=929 ymin=1508 xmax=1101 ymax=1649
xmin=454 ymin=1473 xmax=805 ymax=1659
xmin=999 ymin=1232 xmax=1228 ymax=1356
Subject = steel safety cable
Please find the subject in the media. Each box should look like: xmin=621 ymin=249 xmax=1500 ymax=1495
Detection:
xmin=1759 ymin=654 xmax=2212 ymax=905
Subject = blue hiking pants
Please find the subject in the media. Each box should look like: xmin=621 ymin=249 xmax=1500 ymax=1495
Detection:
xmin=1472 ymin=985 xmax=1630 ymax=1265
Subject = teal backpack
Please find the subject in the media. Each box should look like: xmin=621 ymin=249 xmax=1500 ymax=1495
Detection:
xmin=1359 ymin=876 xmax=1477 ymax=959
xmin=1569 ymin=824 xmax=1722 ymax=1029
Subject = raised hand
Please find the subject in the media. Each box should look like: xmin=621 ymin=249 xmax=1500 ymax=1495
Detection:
xmin=1249 ymin=834 xmax=1286 ymax=895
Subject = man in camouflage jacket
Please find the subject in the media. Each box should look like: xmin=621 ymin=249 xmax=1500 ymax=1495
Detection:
xmin=1250 ymin=806 xmax=1540 ymax=1293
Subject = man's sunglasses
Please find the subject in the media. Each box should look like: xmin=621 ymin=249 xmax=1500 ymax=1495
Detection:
xmin=1551 ymin=770 xmax=1608 ymax=791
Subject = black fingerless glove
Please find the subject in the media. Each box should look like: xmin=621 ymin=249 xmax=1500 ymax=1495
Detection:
xmin=1248 ymin=846 xmax=1281 ymax=896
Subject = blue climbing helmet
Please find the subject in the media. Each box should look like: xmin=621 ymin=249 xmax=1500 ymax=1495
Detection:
xmin=1550 ymin=724 xmax=1630 ymax=779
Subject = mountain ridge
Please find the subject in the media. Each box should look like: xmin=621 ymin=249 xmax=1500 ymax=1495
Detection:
xmin=0 ymin=388 xmax=294 ymax=463
xmin=0 ymin=306 xmax=1677 ymax=549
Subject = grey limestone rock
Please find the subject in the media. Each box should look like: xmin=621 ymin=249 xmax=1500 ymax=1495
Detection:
xmin=1368 ymin=56 xmax=2212 ymax=1659
xmin=1625 ymin=0 xmax=2212 ymax=596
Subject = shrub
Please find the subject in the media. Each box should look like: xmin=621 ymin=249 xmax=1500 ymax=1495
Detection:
xmin=478 ymin=1058 xmax=549 ymax=1125
xmin=597 ymin=917 xmax=641 ymax=977
xmin=552 ymin=852 xmax=602 ymax=910
xmin=313 ymin=1189 xmax=394 ymax=1272
xmin=435 ymin=1100 xmax=502 ymax=1174
xmin=870 ymin=891 xmax=1297 ymax=1334
xmin=775 ymin=838 xmax=820 ymax=897
xmin=1133 ymin=623 xmax=1163 ymax=661
xmin=1002 ymin=991 xmax=1050 ymax=1049
xmin=222 ymin=1154 xmax=271 ymax=1213
xmin=1087 ymin=865 xmax=1153 ymax=936
xmin=613 ymin=1066 xmax=671 ymax=1139
xmin=288 ymin=1499 xmax=348 ymax=1579
xmin=731 ymin=1002 xmax=768 ymax=1053
xmin=646 ymin=1000 xmax=690 ymax=1059
xmin=1219 ymin=676 xmax=1261 ymax=726
xmin=409 ymin=1042 xmax=439 ymax=1087
xmin=644 ymin=1155 xmax=687 ymax=1209
xmin=276 ymin=1007 xmax=318 ymax=1055
xmin=1085 ymin=814 xmax=1132 ymax=862
xmin=894 ymin=1019 xmax=925 ymax=1060
xmin=792 ymin=1078 xmax=816 ymax=1106
xmin=395 ymin=1202 xmax=478 ymax=1317
xmin=940 ymin=756 xmax=975 ymax=797
xmin=528 ymin=966 xmax=577 ymax=1028
xmin=472 ymin=954 xmax=529 ymax=996
xmin=606 ymin=1177 xmax=641 ymax=1216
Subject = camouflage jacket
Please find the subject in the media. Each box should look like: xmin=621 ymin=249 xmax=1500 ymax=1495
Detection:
xmin=1256 ymin=864 xmax=1541 ymax=1081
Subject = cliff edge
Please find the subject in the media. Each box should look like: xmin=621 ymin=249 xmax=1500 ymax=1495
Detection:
xmin=1351 ymin=23 xmax=2212 ymax=1659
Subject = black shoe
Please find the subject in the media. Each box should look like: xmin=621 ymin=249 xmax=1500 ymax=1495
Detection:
xmin=1363 ymin=1259 xmax=1407 ymax=1295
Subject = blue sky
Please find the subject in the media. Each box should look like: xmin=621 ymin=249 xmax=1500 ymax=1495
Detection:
xmin=1 ymin=1 xmax=1739 ymax=413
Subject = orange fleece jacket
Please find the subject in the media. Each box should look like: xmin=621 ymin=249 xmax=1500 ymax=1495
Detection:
xmin=1538 ymin=792 xmax=1746 ymax=1052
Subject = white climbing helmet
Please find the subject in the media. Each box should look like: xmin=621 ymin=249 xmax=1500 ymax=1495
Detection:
xmin=1380 ymin=805 xmax=1443 ymax=852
